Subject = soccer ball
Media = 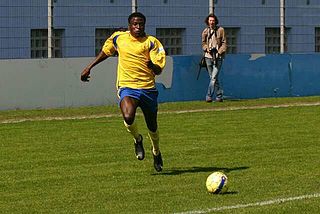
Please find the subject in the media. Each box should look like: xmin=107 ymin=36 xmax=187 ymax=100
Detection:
xmin=206 ymin=171 xmax=228 ymax=194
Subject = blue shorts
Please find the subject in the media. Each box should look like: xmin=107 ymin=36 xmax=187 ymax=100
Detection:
xmin=118 ymin=87 xmax=159 ymax=113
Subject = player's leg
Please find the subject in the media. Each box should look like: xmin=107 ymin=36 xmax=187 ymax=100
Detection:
xmin=142 ymin=108 xmax=159 ymax=154
xmin=141 ymin=107 xmax=163 ymax=172
xmin=120 ymin=94 xmax=145 ymax=160
xmin=120 ymin=95 xmax=140 ymax=138
xmin=139 ymin=89 xmax=159 ymax=154
xmin=140 ymin=89 xmax=163 ymax=172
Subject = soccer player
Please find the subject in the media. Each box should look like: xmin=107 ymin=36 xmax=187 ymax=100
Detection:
xmin=80 ymin=12 xmax=166 ymax=172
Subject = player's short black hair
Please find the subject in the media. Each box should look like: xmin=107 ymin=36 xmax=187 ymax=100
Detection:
xmin=128 ymin=12 xmax=146 ymax=24
xmin=205 ymin=13 xmax=219 ymax=25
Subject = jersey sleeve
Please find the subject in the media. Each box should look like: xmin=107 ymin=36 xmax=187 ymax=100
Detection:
xmin=149 ymin=38 xmax=166 ymax=69
xmin=101 ymin=32 xmax=118 ymax=56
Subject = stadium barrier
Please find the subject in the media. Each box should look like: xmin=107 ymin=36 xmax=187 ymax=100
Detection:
xmin=0 ymin=54 xmax=320 ymax=110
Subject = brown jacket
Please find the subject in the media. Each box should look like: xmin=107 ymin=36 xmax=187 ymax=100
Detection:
xmin=201 ymin=26 xmax=227 ymax=58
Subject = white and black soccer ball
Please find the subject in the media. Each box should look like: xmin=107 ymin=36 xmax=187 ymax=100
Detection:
xmin=206 ymin=171 xmax=228 ymax=194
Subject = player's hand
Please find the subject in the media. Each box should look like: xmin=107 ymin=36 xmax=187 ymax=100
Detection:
xmin=81 ymin=67 xmax=91 ymax=82
xmin=147 ymin=61 xmax=162 ymax=75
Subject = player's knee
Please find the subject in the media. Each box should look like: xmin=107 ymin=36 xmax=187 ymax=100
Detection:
xmin=123 ymin=114 xmax=135 ymax=125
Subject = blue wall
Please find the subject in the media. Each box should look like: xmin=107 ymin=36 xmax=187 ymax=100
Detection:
xmin=157 ymin=54 xmax=320 ymax=102
xmin=2 ymin=0 xmax=320 ymax=59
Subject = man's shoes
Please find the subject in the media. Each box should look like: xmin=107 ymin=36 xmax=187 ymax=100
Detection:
xmin=134 ymin=135 xmax=145 ymax=160
xmin=215 ymin=97 xmax=223 ymax=102
xmin=206 ymin=97 xmax=213 ymax=103
xmin=152 ymin=151 xmax=163 ymax=172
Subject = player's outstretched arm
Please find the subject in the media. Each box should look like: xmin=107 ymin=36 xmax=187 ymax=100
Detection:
xmin=81 ymin=51 xmax=108 ymax=82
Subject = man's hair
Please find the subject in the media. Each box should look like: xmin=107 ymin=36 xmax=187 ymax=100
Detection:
xmin=128 ymin=12 xmax=146 ymax=24
xmin=204 ymin=13 xmax=219 ymax=25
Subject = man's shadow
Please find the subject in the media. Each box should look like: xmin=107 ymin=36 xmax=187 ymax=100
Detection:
xmin=156 ymin=166 xmax=249 ymax=176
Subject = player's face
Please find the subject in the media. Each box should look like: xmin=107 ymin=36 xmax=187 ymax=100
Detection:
xmin=129 ymin=17 xmax=145 ymax=38
xmin=208 ymin=17 xmax=216 ymax=28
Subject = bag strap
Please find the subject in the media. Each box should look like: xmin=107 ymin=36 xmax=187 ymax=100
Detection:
xmin=207 ymin=27 xmax=214 ymax=41
xmin=207 ymin=26 xmax=220 ymax=42
xmin=214 ymin=26 xmax=220 ymax=38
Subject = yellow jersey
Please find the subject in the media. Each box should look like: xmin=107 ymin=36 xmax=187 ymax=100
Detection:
xmin=102 ymin=31 xmax=166 ymax=89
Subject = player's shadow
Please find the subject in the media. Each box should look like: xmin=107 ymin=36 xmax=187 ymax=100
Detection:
xmin=153 ymin=166 xmax=249 ymax=176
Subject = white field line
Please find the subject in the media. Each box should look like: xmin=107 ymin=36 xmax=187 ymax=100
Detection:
xmin=1 ymin=102 xmax=320 ymax=124
xmin=174 ymin=193 xmax=320 ymax=214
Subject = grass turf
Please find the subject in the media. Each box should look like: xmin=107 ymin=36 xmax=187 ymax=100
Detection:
xmin=0 ymin=96 xmax=320 ymax=213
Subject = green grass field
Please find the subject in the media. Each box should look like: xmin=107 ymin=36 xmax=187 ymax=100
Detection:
xmin=1 ymin=96 xmax=320 ymax=213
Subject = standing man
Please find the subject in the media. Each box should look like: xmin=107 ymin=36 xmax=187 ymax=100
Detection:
xmin=81 ymin=12 xmax=166 ymax=172
xmin=201 ymin=13 xmax=227 ymax=102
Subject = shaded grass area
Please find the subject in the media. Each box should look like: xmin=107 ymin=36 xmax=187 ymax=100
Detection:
xmin=0 ymin=97 xmax=320 ymax=213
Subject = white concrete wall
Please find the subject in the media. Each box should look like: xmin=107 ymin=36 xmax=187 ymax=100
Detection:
xmin=0 ymin=57 xmax=173 ymax=110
